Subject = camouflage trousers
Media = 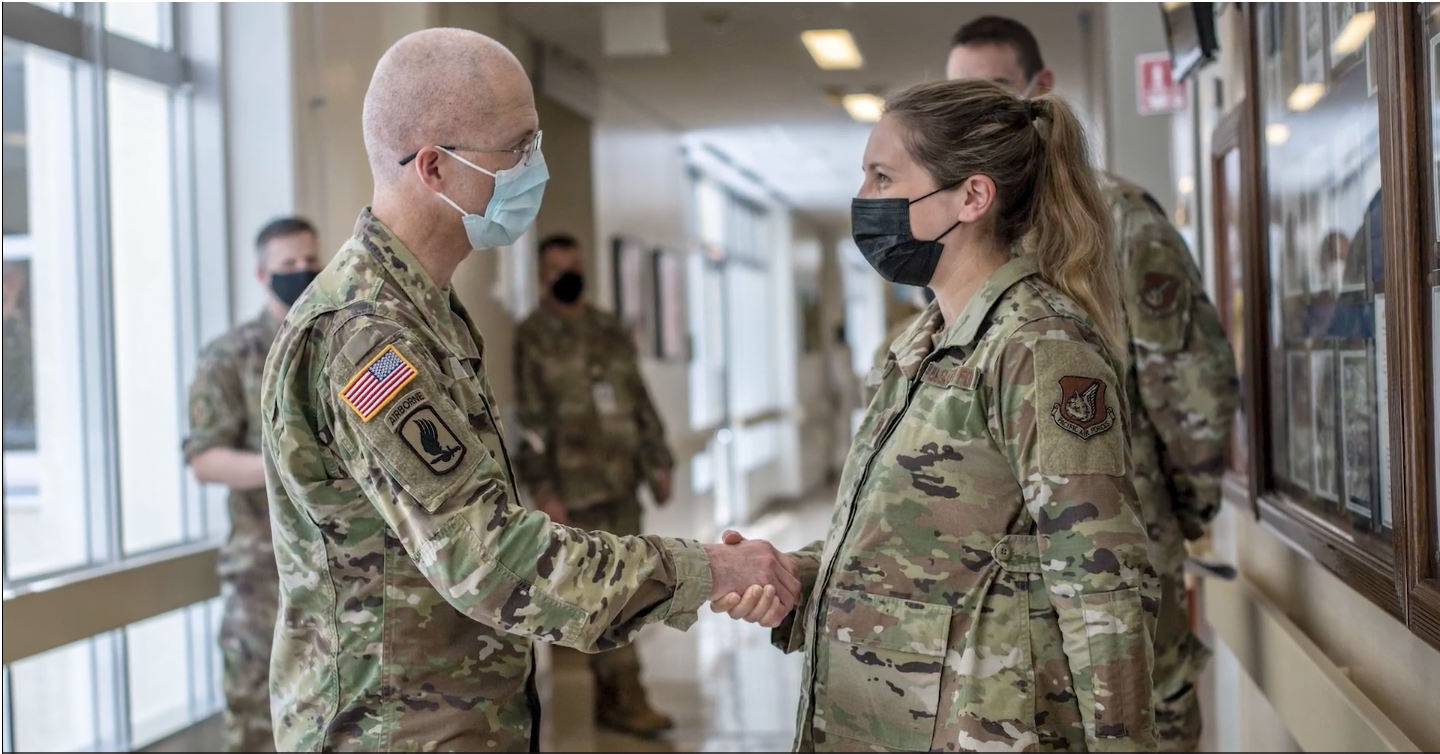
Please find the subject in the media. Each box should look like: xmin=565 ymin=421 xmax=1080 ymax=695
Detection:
xmin=220 ymin=574 xmax=279 ymax=752
xmin=566 ymin=498 xmax=647 ymax=685
xmin=1153 ymin=571 xmax=1210 ymax=752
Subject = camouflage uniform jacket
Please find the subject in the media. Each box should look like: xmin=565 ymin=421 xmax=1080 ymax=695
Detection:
xmin=513 ymin=304 xmax=673 ymax=510
xmin=184 ymin=309 xmax=281 ymax=581
xmin=864 ymin=316 xmax=923 ymax=407
xmin=776 ymin=256 xmax=1159 ymax=752
xmin=260 ymin=209 xmax=712 ymax=752
xmin=1101 ymin=172 xmax=1239 ymax=576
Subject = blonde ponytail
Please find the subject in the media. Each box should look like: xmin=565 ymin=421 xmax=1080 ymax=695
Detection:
xmin=883 ymin=80 xmax=1125 ymax=363
xmin=1025 ymin=96 xmax=1125 ymax=361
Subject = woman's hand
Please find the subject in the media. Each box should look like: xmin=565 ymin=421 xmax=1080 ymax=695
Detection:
xmin=708 ymin=530 xmax=797 ymax=627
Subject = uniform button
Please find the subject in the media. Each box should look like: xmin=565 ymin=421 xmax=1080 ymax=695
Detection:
xmin=995 ymin=543 xmax=1012 ymax=561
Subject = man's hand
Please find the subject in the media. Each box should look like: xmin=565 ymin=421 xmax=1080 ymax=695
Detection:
xmin=702 ymin=530 xmax=799 ymax=628
xmin=538 ymin=498 xmax=569 ymax=526
xmin=653 ymin=469 xmax=673 ymax=506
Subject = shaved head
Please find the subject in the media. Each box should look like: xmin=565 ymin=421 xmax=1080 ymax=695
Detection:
xmin=363 ymin=28 xmax=535 ymax=190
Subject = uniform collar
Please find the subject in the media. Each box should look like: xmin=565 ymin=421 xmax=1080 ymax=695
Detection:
xmin=257 ymin=307 xmax=282 ymax=342
xmin=352 ymin=208 xmax=481 ymax=362
xmin=938 ymin=255 xmax=1040 ymax=349
xmin=532 ymin=302 xmax=594 ymax=330
xmin=890 ymin=255 xmax=1040 ymax=378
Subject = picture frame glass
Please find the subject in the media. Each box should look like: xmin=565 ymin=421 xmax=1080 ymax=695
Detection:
xmin=1258 ymin=2 xmax=1388 ymax=543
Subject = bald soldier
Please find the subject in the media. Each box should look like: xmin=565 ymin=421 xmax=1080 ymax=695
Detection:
xmin=947 ymin=17 xmax=1240 ymax=751
xmin=261 ymin=29 xmax=800 ymax=751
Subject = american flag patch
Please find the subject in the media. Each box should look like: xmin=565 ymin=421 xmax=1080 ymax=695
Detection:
xmin=340 ymin=344 xmax=418 ymax=421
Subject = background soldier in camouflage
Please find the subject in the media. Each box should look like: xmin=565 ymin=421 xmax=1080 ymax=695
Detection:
xmin=260 ymin=29 xmax=799 ymax=752
xmin=946 ymin=17 xmax=1241 ymax=751
xmin=513 ymin=233 xmax=677 ymax=736
xmin=185 ymin=216 xmax=322 ymax=752
xmin=721 ymin=79 xmax=1160 ymax=751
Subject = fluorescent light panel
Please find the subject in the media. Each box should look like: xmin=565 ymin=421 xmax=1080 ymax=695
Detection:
xmin=1331 ymin=11 xmax=1375 ymax=57
xmin=1266 ymin=123 xmax=1291 ymax=145
xmin=802 ymin=29 xmax=863 ymax=70
xmin=1287 ymin=82 xmax=1325 ymax=112
xmin=842 ymin=94 xmax=884 ymax=123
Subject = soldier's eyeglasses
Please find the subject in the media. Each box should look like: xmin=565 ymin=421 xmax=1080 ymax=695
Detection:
xmin=398 ymin=130 xmax=544 ymax=168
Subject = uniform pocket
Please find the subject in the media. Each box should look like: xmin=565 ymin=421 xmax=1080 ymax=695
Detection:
xmin=1079 ymin=586 xmax=1152 ymax=741
xmin=817 ymin=589 xmax=952 ymax=752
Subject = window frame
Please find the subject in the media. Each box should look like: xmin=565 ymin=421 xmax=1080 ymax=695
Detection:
xmin=1230 ymin=2 xmax=1440 ymax=650
xmin=2 ymin=1 xmax=231 ymax=749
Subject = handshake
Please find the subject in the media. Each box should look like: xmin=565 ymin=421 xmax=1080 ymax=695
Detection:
xmin=700 ymin=530 xmax=801 ymax=628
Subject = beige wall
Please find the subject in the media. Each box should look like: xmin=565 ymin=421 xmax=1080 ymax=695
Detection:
xmin=1101 ymin=4 xmax=1178 ymax=207
xmin=533 ymin=97 xmax=597 ymax=274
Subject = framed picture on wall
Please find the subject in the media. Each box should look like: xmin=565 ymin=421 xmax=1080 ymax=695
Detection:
xmin=651 ymin=248 xmax=688 ymax=361
xmin=1287 ymin=349 xmax=1314 ymax=492
xmin=611 ymin=235 xmax=651 ymax=353
xmin=1339 ymin=347 xmax=1376 ymax=519
xmin=1299 ymin=1 xmax=1328 ymax=86
xmin=1311 ymin=348 xmax=1340 ymax=502
xmin=1327 ymin=2 xmax=1364 ymax=80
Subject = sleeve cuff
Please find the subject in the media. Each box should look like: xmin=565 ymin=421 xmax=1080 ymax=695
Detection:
xmin=181 ymin=434 xmax=229 ymax=462
xmin=657 ymin=537 xmax=712 ymax=630
xmin=770 ymin=551 xmax=821 ymax=653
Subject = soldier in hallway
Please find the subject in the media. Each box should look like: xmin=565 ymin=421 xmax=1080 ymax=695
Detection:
xmin=945 ymin=16 xmax=1241 ymax=751
xmin=184 ymin=216 xmax=323 ymax=752
xmin=514 ymin=233 xmax=678 ymax=737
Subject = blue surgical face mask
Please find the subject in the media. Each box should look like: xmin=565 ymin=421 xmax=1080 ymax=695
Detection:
xmin=435 ymin=147 xmax=549 ymax=250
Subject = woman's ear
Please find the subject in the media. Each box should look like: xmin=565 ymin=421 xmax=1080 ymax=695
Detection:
xmin=957 ymin=174 xmax=998 ymax=224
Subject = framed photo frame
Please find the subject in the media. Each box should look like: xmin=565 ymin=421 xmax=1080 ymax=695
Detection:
xmin=1311 ymin=348 xmax=1340 ymax=502
xmin=1364 ymin=22 xmax=1377 ymax=98
xmin=651 ymin=248 xmax=688 ymax=362
xmin=1373 ymin=293 xmax=1390 ymax=528
xmin=1299 ymin=0 xmax=1327 ymax=87
xmin=1431 ymin=31 xmax=1440 ymax=241
xmin=1327 ymin=2 xmax=1365 ymax=81
xmin=610 ymin=235 xmax=652 ymax=354
xmin=1282 ymin=192 xmax=1306 ymax=298
xmin=1287 ymin=349 xmax=1314 ymax=492
xmin=1339 ymin=347 xmax=1376 ymax=519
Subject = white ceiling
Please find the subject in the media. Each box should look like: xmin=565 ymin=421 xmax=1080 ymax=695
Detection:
xmin=508 ymin=2 xmax=1104 ymax=222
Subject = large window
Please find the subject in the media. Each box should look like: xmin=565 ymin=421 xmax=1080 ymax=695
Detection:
xmin=2 ymin=3 xmax=228 ymax=749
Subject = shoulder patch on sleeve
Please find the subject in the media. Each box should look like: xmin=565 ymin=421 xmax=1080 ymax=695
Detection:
xmin=339 ymin=343 xmax=419 ymax=421
xmin=1138 ymin=272 xmax=1183 ymax=318
xmin=1125 ymin=225 xmax=1196 ymax=351
xmin=1033 ymin=338 xmax=1126 ymax=477
xmin=395 ymin=402 xmax=468 ymax=476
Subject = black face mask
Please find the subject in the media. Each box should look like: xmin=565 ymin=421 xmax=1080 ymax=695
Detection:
xmin=851 ymin=185 xmax=962 ymax=287
xmin=551 ymin=271 xmax=585 ymax=304
xmin=270 ymin=270 xmax=318 ymax=307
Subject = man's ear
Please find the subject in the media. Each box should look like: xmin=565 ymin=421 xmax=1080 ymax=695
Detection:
xmin=1033 ymin=68 xmax=1055 ymax=96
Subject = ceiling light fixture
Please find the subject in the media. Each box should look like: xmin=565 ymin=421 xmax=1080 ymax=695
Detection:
xmin=1265 ymin=123 xmax=1291 ymax=145
xmin=1331 ymin=11 xmax=1375 ymax=57
xmin=801 ymin=29 xmax=863 ymax=70
xmin=1286 ymin=82 xmax=1325 ymax=112
xmin=841 ymin=93 xmax=884 ymax=123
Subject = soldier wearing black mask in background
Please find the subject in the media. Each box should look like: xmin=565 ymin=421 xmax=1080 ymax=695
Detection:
xmin=512 ymin=233 xmax=678 ymax=737
xmin=183 ymin=215 xmax=323 ymax=752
